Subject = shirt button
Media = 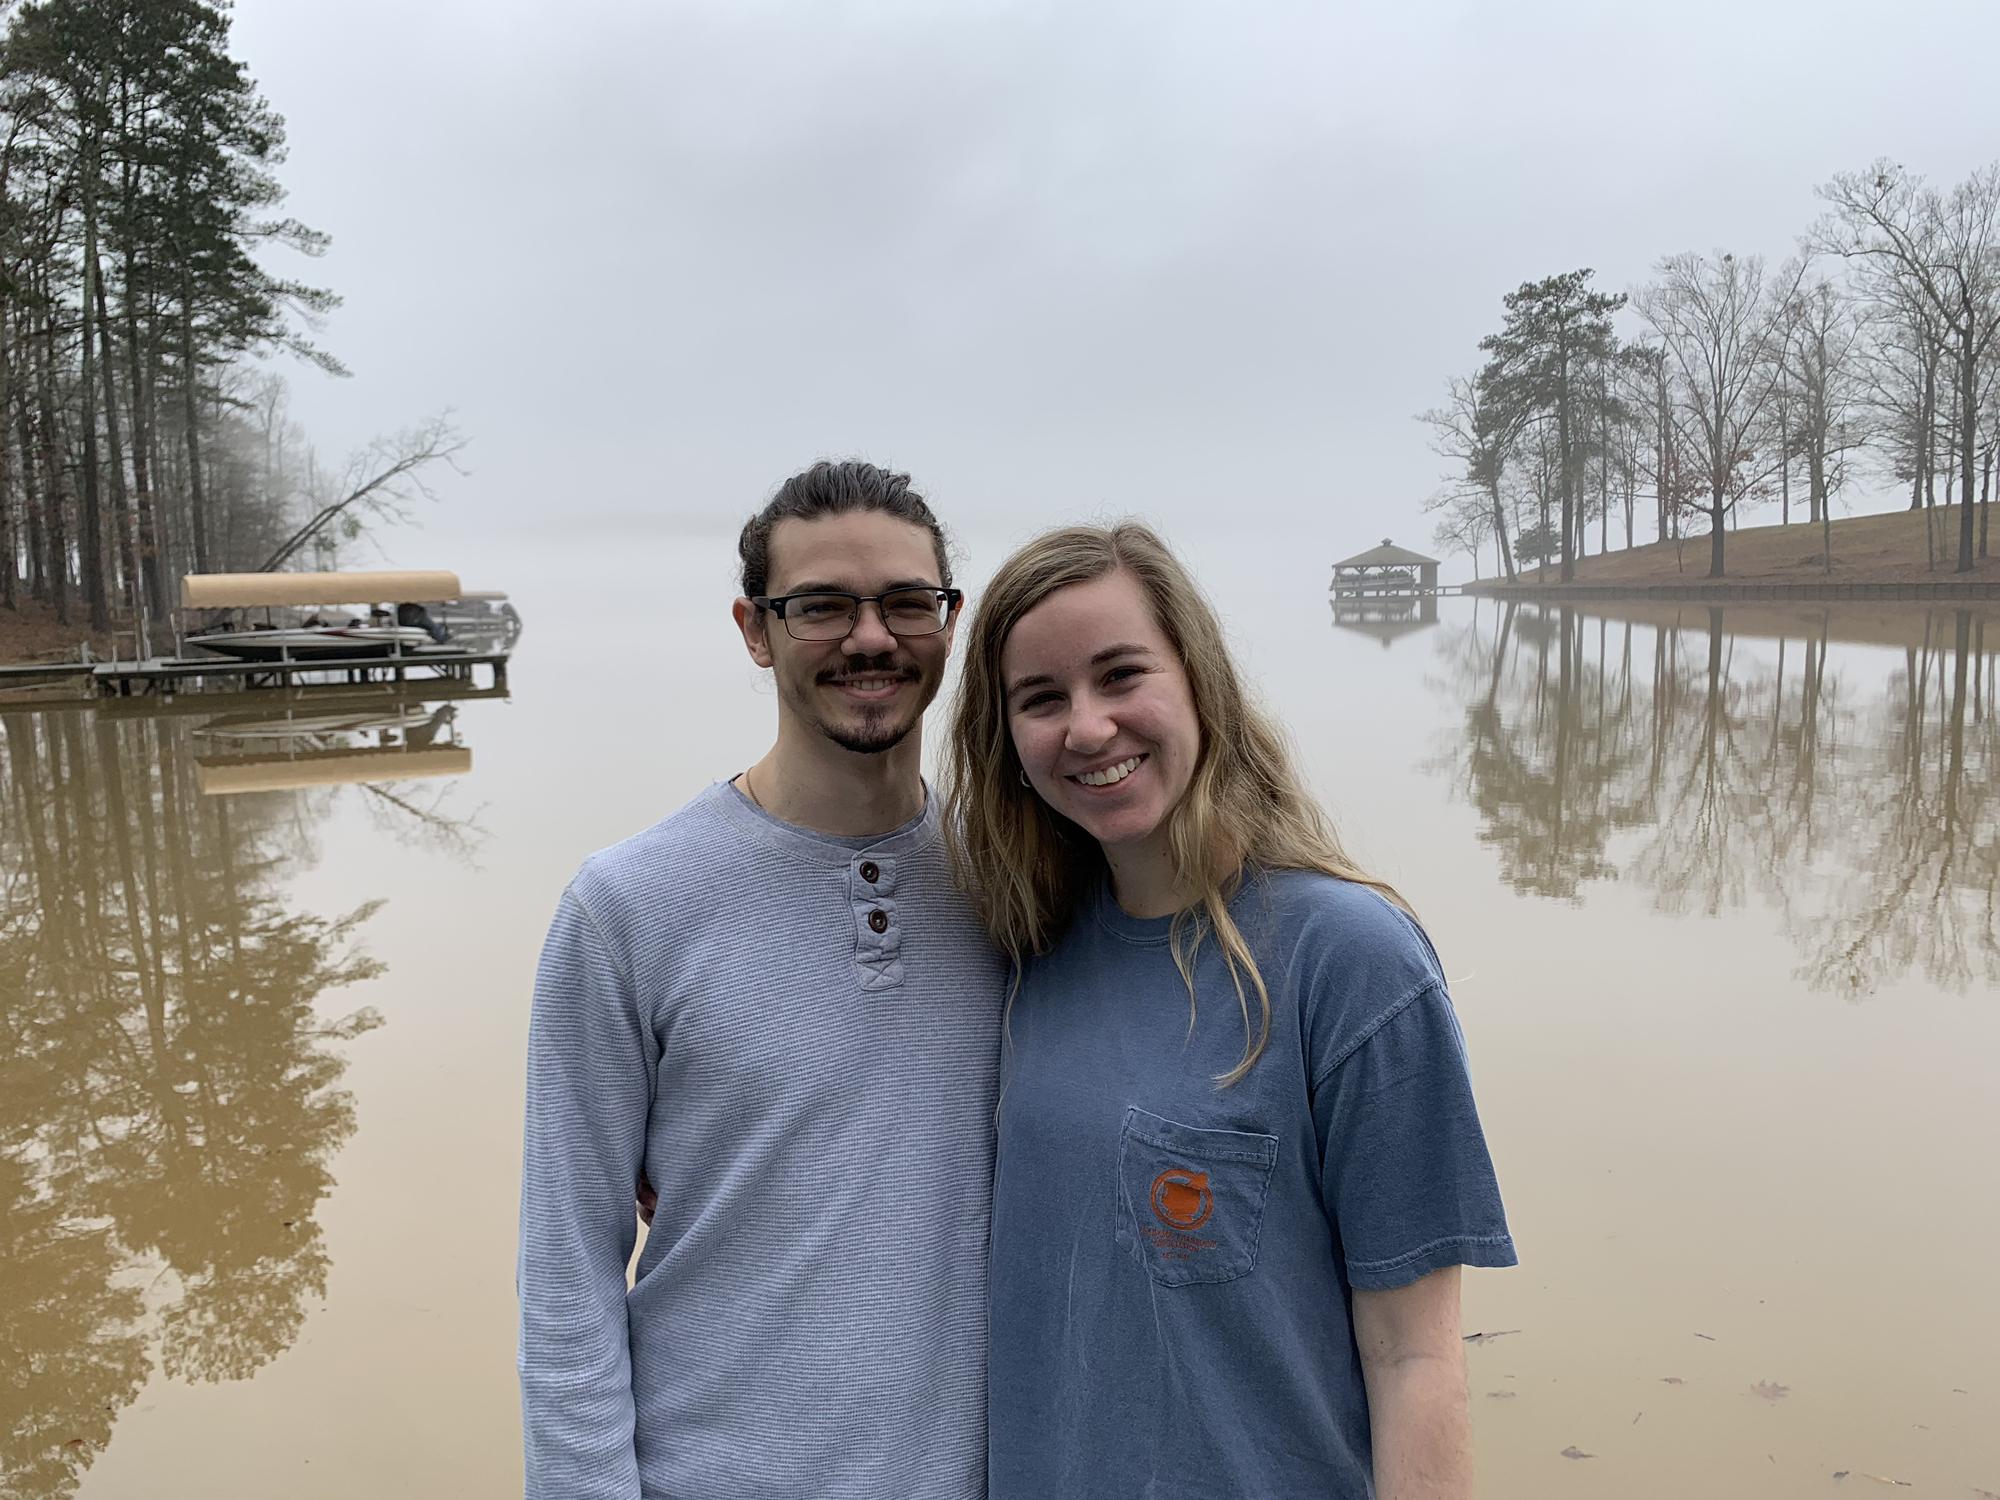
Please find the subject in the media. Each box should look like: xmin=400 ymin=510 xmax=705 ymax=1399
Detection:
xmin=867 ymin=909 xmax=889 ymax=934
xmin=859 ymin=861 xmax=880 ymax=883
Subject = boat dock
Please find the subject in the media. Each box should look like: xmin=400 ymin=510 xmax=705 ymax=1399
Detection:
xmin=0 ymin=647 xmax=509 ymax=698
xmin=97 ymin=647 xmax=508 ymax=697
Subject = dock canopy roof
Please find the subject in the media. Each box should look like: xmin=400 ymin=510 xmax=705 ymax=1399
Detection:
xmin=181 ymin=570 xmax=463 ymax=609
xmin=1333 ymin=539 xmax=1439 ymax=569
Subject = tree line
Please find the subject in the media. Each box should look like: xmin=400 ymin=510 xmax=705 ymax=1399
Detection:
xmin=1422 ymin=160 xmax=2000 ymax=582
xmin=0 ymin=0 xmax=459 ymax=655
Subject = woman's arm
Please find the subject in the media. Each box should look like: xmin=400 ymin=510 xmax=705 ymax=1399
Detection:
xmin=1353 ymin=1265 xmax=1473 ymax=1500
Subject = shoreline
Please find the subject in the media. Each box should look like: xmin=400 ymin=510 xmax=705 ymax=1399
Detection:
xmin=1462 ymin=577 xmax=2000 ymax=601
xmin=1447 ymin=504 xmax=2000 ymax=599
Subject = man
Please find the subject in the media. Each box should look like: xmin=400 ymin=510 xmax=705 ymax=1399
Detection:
xmin=519 ymin=461 xmax=1002 ymax=1500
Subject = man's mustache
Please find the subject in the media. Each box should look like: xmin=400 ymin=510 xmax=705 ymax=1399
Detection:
xmin=818 ymin=658 xmax=921 ymax=685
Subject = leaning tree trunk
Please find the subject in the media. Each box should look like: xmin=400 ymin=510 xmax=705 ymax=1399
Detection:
xmin=1485 ymin=470 xmax=1516 ymax=581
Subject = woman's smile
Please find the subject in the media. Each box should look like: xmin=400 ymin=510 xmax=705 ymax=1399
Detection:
xmin=1069 ymin=754 xmax=1147 ymax=789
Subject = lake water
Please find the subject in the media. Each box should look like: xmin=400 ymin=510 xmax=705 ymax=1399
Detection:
xmin=5 ymin=526 xmax=1997 ymax=1499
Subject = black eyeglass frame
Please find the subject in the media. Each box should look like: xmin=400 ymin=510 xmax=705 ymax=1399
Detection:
xmin=752 ymin=587 xmax=965 ymax=640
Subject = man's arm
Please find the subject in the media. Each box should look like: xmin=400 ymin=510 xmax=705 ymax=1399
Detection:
xmin=519 ymin=886 xmax=657 ymax=1500
xmin=1353 ymin=1265 xmax=1473 ymax=1500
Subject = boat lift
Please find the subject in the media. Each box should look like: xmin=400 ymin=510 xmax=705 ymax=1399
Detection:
xmin=87 ymin=570 xmax=513 ymax=697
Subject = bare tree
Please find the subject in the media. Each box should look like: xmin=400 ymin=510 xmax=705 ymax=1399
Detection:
xmin=1815 ymin=161 xmax=2000 ymax=573
xmin=1632 ymin=251 xmax=1803 ymax=578
xmin=1418 ymin=372 xmax=1520 ymax=581
xmin=1429 ymin=493 xmax=1493 ymax=581
xmin=1772 ymin=271 xmax=1866 ymax=570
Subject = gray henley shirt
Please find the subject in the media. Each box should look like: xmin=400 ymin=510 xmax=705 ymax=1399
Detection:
xmin=519 ymin=781 xmax=1003 ymax=1499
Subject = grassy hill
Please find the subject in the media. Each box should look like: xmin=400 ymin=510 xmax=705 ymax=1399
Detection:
xmin=1488 ymin=504 xmax=2000 ymax=588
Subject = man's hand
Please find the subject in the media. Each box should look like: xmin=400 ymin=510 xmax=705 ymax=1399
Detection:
xmin=637 ymin=1174 xmax=657 ymax=1226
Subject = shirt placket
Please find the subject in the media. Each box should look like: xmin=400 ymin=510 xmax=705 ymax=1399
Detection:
xmin=850 ymin=853 xmax=904 ymax=990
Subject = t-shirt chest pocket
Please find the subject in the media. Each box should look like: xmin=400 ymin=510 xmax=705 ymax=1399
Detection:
xmin=1114 ymin=1107 xmax=1279 ymax=1288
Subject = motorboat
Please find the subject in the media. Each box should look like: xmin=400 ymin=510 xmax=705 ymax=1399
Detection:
xmin=178 ymin=570 xmax=475 ymax=663
xmin=184 ymin=622 xmax=435 ymax=662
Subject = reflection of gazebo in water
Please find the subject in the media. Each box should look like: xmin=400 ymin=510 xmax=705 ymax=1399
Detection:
xmin=1328 ymin=539 xmax=1440 ymax=647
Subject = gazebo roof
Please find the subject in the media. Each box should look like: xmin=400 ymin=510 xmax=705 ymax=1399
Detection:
xmin=1332 ymin=538 xmax=1438 ymax=568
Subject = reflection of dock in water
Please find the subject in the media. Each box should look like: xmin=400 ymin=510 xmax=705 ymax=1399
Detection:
xmin=195 ymin=743 xmax=474 ymax=795
xmin=1328 ymin=592 xmax=1439 ymax=647
xmin=186 ymin=682 xmax=480 ymax=794
xmin=1329 ymin=539 xmax=1444 ymax=647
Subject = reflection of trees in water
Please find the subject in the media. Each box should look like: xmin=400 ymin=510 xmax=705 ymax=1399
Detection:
xmin=1803 ymin=612 xmax=1999 ymax=995
xmin=0 ymin=710 xmax=383 ymax=1498
xmin=1430 ymin=602 xmax=1999 ymax=997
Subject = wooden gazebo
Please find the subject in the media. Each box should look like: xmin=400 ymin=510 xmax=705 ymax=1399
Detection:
xmin=1329 ymin=539 xmax=1440 ymax=600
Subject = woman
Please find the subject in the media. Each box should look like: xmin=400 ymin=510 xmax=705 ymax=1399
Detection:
xmin=944 ymin=523 xmax=1515 ymax=1500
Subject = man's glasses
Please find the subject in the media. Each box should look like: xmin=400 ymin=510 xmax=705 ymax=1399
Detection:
xmin=753 ymin=588 xmax=964 ymax=641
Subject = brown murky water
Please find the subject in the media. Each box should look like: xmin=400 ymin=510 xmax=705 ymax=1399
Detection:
xmin=5 ymin=532 xmax=1997 ymax=1498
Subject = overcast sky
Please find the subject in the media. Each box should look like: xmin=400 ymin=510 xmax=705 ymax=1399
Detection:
xmin=230 ymin=0 xmax=2000 ymax=574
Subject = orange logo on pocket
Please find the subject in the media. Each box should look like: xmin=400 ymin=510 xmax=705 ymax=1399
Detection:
xmin=1150 ymin=1168 xmax=1213 ymax=1230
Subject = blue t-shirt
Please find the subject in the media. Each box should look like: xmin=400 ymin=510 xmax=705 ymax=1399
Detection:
xmin=987 ymin=869 xmax=1516 ymax=1500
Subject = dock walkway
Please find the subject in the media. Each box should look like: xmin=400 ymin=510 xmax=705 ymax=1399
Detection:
xmin=2 ymin=647 xmax=509 ymax=697
xmin=97 ymin=648 xmax=509 ymax=696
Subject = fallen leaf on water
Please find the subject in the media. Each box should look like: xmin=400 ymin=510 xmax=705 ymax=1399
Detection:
xmin=1560 ymin=1446 xmax=1594 ymax=1460
xmin=1694 ymin=1332 xmax=1717 ymax=1341
xmin=1631 ymin=1411 xmax=1643 ymax=1426
xmin=1462 ymin=1329 xmax=1522 ymax=1344
xmin=1660 ymin=1377 xmax=1685 ymax=1386
xmin=1485 ymin=1390 xmax=1517 ymax=1400
xmin=1832 ymin=1472 xmax=1848 ymax=1481
xmin=1751 ymin=1381 xmax=1790 ymax=1402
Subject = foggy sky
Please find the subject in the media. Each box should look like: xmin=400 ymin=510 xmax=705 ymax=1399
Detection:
xmin=231 ymin=0 xmax=2000 ymax=579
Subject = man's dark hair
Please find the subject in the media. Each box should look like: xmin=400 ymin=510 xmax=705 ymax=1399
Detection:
xmin=738 ymin=460 xmax=953 ymax=598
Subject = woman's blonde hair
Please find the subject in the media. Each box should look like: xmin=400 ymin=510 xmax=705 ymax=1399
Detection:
xmin=942 ymin=521 xmax=1407 ymax=1085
